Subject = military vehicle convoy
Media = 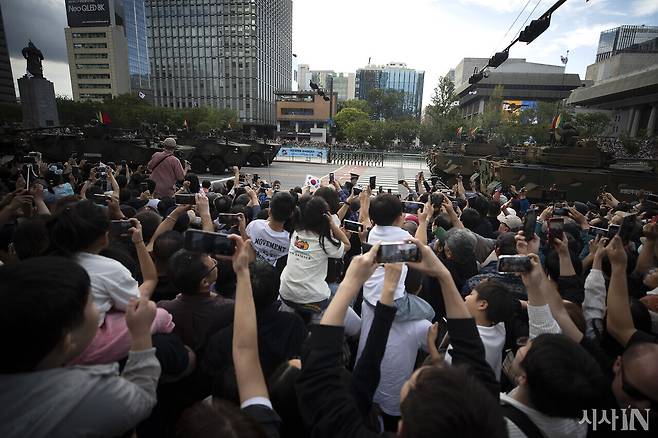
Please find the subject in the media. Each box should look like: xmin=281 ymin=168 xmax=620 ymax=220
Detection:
xmin=427 ymin=141 xmax=505 ymax=180
xmin=0 ymin=125 xmax=281 ymax=174
xmin=428 ymin=123 xmax=658 ymax=201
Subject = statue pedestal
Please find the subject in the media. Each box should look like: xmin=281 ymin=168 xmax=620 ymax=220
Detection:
xmin=18 ymin=75 xmax=59 ymax=129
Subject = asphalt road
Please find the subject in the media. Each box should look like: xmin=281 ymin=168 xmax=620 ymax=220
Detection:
xmin=200 ymin=159 xmax=428 ymax=193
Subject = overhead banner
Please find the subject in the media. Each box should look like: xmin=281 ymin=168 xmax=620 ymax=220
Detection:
xmin=66 ymin=0 xmax=111 ymax=27
xmin=277 ymin=147 xmax=327 ymax=160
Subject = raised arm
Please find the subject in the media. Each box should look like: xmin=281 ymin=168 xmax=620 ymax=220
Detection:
xmin=583 ymin=237 xmax=609 ymax=339
xmin=326 ymin=213 xmax=351 ymax=252
xmin=230 ymin=235 xmax=269 ymax=404
xmin=634 ymin=223 xmax=657 ymax=275
xmin=129 ymin=219 xmax=158 ymax=299
xmin=145 ymin=205 xmax=191 ymax=252
xmin=605 ymin=235 xmax=636 ymax=347
xmin=195 ymin=193 xmax=214 ymax=233
xmin=415 ymin=201 xmax=431 ymax=245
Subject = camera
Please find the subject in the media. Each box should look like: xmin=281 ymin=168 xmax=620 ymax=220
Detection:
xmin=109 ymin=220 xmax=132 ymax=237
xmin=184 ymin=229 xmax=235 ymax=256
xmin=497 ymin=255 xmax=532 ymax=274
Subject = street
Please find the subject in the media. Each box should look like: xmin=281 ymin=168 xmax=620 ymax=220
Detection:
xmin=201 ymin=159 xmax=428 ymax=193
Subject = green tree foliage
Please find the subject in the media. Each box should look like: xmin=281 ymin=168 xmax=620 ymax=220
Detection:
xmin=337 ymin=99 xmax=371 ymax=115
xmin=367 ymin=89 xmax=406 ymax=121
xmin=55 ymin=94 xmax=238 ymax=132
xmin=343 ymin=119 xmax=373 ymax=144
xmin=0 ymin=102 xmax=24 ymax=123
xmin=421 ymin=75 xmax=461 ymax=144
xmin=574 ymin=112 xmax=611 ymax=139
xmin=477 ymin=85 xmax=504 ymax=136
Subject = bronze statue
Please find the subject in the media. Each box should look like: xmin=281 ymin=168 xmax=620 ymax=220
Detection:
xmin=21 ymin=40 xmax=44 ymax=78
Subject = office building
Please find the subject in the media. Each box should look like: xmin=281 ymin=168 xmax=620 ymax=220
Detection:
xmin=568 ymin=29 xmax=658 ymax=138
xmin=65 ymin=0 xmax=130 ymax=102
xmin=0 ymin=3 xmax=16 ymax=103
xmin=146 ymin=0 xmax=293 ymax=130
xmin=121 ymin=0 xmax=152 ymax=95
xmin=297 ymin=66 xmax=355 ymax=101
xmin=298 ymin=64 xmax=311 ymax=91
xmin=332 ymin=72 xmax=355 ymax=101
xmin=356 ymin=62 xmax=425 ymax=119
xmin=275 ymin=90 xmax=337 ymax=143
xmin=454 ymin=58 xmax=582 ymax=119
xmin=596 ymin=25 xmax=658 ymax=62
xmin=446 ymin=68 xmax=455 ymax=83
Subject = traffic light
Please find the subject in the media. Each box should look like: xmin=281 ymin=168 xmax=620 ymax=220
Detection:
xmin=519 ymin=16 xmax=551 ymax=43
xmin=468 ymin=72 xmax=484 ymax=84
xmin=309 ymin=81 xmax=319 ymax=90
xmin=488 ymin=50 xmax=509 ymax=68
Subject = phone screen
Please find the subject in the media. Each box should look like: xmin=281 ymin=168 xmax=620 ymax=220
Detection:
xmin=369 ymin=176 xmax=377 ymax=190
xmin=175 ymin=194 xmax=196 ymax=205
xmin=523 ymin=210 xmax=537 ymax=242
xmin=329 ymin=173 xmax=335 ymax=184
xmin=497 ymin=255 xmax=532 ymax=273
xmin=403 ymin=201 xmax=424 ymax=214
xmin=184 ymin=230 xmax=236 ymax=256
xmin=430 ymin=193 xmax=444 ymax=206
xmin=343 ymin=220 xmax=364 ymax=232
xmin=110 ymin=220 xmax=132 ymax=237
xmin=548 ymin=218 xmax=564 ymax=242
xmin=377 ymin=242 xmax=421 ymax=263
xmin=218 ymin=213 xmax=240 ymax=225
xmin=608 ymin=224 xmax=620 ymax=239
xmin=618 ymin=215 xmax=636 ymax=242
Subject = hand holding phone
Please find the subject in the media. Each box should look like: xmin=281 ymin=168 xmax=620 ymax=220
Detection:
xmin=175 ymin=194 xmax=196 ymax=205
xmin=548 ymin=218 xmax=564 ymax=244
xmin=343 ymin=220 xmax=364 ymax=233
xmin=184 ymin=229 xmax=236 ymax=256
xmin=363 ymin=241 xmax=422 ymax=263
xmin=497 ymin=255 xmax=532 ymax=274
xmin=110 ymin=219 xmax=133 ymax=237
xmin=523 ymin=210 xmax=537 ymax=242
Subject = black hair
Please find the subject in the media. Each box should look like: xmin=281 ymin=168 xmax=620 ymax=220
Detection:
xmin=0 ymin=257 xmax=91 ymax=373
xmin=202 ymin=180 xmax=211 ymax=189
xmin=521 ymin=334 xmax=607 ymax=418
xmin=250 ymin=260 xmax=280 ymax=310
xmin=134 ymin=210 xmax=162 ymax=244
xmin=48 ymin=200 xmax=110 ymax=254
xmin=433 ymin=213 xmax=453 ymax=231
xmin=100 ymin=242 xmax=138 ymax=278
xmin=168 ymin=249 xmax=213 ymax=295
xmin=400 ymin=365 xmax=507 ymax=438
xmin=298 ymin=197 xmax=340 ymax=253
xmin=12 ymin=217 xmax=50 ymax=260
xmin=213 ymin=195 xmax=232 ymax=215
xmin=256 ymin=208 xmax=270 ymax=220
xmin=314 ymin=187 xmax=340 ymax=214
xmin=460 ymin=208 xmax=482 ymax=231
xmin=175 ymin=398 xmax=267 ymax=438
xmin=468 ymin=194 xmax=489 ymax=217
xmin=184 ymin=173 xmax=201 ymax=194
xmin=153 ymin=230 xmax=185 ymax=266
xmin=268 ymin=362 xmax=305 ymax=438
xmin=495 ymin=232 xmax=517 ymax=256
xmin=269 ymin=191 xmax=295 ymax=223
xmin=115 ymin=174 xmax=127 ymax=189
xmin=474 ymin=280 xmax=517 ymax=324
xmin=369 ymin=194 xmax=403 ymax=226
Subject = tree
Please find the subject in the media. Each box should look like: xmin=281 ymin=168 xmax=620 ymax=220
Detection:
xmin=395 ymin=119 xmax=420 ymax=145
xmin=421 ymin=75 xmax=462 ymax=144
xmin=477 ymin=85 xmax=504 ymax=136
xmin=344 ymin=119 xmax=373 ymax=144
xmin=367 ymin=89 xmax=405 ymax=121
xmin=334 ymin=107 xmax=370 ymax=141
xmin=426 ymin=75 xmax=457 ymax=123
xmin=574 ymin=112 xmax=611 ymax=139
xmin=337 ymin=99 xmax=371 ymax=115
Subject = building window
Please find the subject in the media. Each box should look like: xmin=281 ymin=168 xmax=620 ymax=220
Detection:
xmin=73 ymin=43 xmax=108 ymax=49
xmin=281 ymin=108 xmax=313 ymax=116
xmin=79 ymin=83 xmax=112 ymax=89
xmin=79 ymin=93 xmax=113 ymax=100
xmin=77 ymin=74 xmax=111 ymax=79
xmin=75 ymin=53 xmax=109 ymax=60
xmin=76 ymin=64 xmax=110 ymax=70
xmin=72 ymin=32 xmax=107 ymax=39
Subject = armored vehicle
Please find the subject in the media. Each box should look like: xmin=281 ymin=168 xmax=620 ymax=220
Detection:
xmin=427 ymin=140 xmax=505 ymax=182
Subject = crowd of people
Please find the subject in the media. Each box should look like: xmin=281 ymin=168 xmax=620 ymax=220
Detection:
xmin=0 ymin=136 xmax=657 ymax=437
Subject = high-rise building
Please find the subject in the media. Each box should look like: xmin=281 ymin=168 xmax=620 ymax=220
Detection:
xmin=297 ymin=64 xmax=311 ymax=91
xmin=332 ymin=72 xmax=355 ymax=101
xmin=596 ymin=25 xmax=658 ymax=62
xmin=146 ymin=0 xmax=293 ymax=129
xmin=356 ymin=62 xmax=424 ymax=119
xmin=64 ymin=0 xmax=150 ymax=101
xmin=0 ymin=3 xmax=16 ymax=103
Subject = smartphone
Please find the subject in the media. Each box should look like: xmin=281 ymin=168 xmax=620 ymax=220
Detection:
xmin=497 ymin=255 xmax=532 ymax=274
xmin=588 ymin=226 xmax=608 ymax=237
xmin=329 ymin=172 xmax=335 ymax=184
xmin=175 ymin=194 xmax=196 ymax=205
xmin=619 ymin=215 xmax=636 ymax=242
xmin=184 ymin=229 xmax=236 ymax=256
xmin=352 ymin=186 xmax=363 ymax=196
xmin=403 ymin=201 xmax=424 ymax=213
xmin=217 ymin=213 xmax=240 ymax=225
xmin=548 ymin=218 xmax=564 ymax=243
xmin=343 ymin=220 xmax=364 ymax=233
xmin=109 ymin=220 xmax=132 ymax=237
xmin=91 ymin=194 xmax=110 ymax=206
xmin=523 ymin=210 xmax=537 ymax=242
xmin=430 ymin=193 xmax=444 ymax=207
xmin=608 ymin=224 xmax=620 ymax=239
xmin=377 ymin=242 xmax=422 ymax=263
xmin=252 ymin=174 xmax=259 ymax=184
xmin=369 ymin=176 xmax=377 ymax=190
xmin=645 ymin=193 xmax=658 ymax=206
xmin=387 ymin=188 xmax=392 ymax=194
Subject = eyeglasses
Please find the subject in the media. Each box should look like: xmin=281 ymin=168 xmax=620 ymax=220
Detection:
xmin=620 ymin=358 xmax=658 ymax=411
xmin=202 ymin=258 xmax=218 ymax=279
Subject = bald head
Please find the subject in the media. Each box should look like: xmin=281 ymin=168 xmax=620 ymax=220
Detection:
xmin=623 ymin=341 xmax=658 ymax=401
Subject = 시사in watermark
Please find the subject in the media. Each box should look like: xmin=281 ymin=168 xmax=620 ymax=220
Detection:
xmin=579 ymin=409 xmax=650 ymax=431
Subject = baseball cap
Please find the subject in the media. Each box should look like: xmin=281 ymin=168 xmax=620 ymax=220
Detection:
xmin=499 ymin=215 xmax=523 ymax=230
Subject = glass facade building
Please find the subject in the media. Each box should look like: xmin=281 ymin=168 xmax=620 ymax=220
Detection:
xmin=145 ymin=0 xmax=293 ymax=128
xmin=596 ymin=25 xmax=658 ymax=62
xmin=119 ymin=0 xmax=152 ymax=94
xmin=356 ymin=63 xmax=424 ymax=119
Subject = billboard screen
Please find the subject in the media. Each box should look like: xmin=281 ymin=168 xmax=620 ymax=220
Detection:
xmin=66 ymin=0 xmax=111 ymax=27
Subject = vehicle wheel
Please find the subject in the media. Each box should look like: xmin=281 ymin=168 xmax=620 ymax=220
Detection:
xmin=190 ymin=158 xmax=207 ymax=174
xmin=247 ymin=154 xmax=264 ymax=167
xmin=209 ymin=159 xmax=226 ymax=175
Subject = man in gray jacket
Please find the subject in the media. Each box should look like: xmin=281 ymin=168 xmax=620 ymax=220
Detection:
xmin=0 ymin=257 xmax=161 ymax=438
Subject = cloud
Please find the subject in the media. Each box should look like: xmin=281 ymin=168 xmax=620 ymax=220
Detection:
xmin=11 ymin=57 xmax=72 ymax=98
xmin=458 ymin=0 xmax=532 ymax=13
xmin=632 ymin=0 xmax=658 ymax=16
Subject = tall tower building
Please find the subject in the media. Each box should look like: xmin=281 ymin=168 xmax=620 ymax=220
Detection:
xmin=596 ymin=25 xmax=658 ymax=62
xmin=356 ymin=62 xmax=424 ymax=119
xmin=0 ymin=3 xmax=16 ymax=103
xmin=64 ymin=0 xmax=151 ymax=101
xmin=146 ymin=0 xmax=293 ymax=129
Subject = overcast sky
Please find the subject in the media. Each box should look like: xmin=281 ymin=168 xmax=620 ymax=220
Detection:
xmin=2 ymin=0 xmax=658 ymax=106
